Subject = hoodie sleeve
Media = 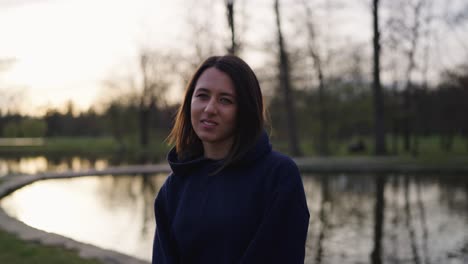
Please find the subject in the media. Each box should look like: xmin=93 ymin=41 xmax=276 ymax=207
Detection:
xmin=152 ymin=175 xmax=179 ymax=264
xmin=240 ymin=158 xmax=310 ymax=264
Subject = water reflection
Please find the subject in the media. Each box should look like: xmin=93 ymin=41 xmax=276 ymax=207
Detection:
xmin=0 ymin=156 xmax=109 ymax=177
xmin=302 ymin=174 xmax=468 ymax=264
xmin=370 ymin=174 xmax=385 ymax=264
xmin=1 ymin=174 xmax=166 ymax=261
xmin=1 ymin=174 xmax=467 ymax=263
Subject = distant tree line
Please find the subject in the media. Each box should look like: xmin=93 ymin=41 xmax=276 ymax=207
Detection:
xmin=1 ymin=0 xmax=467 ymax=157
xmin=268 ymin=65 xmax=468 ymax=154
xmin=1 ymin=65 xmax=466 ymax=154
xmin=0 ymin=100 xmax=176 ymax=142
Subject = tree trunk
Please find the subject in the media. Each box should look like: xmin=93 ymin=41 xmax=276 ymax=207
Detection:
xmin=226 ymin=1 xmax=237 ymax=55
xmin=139 ymin=100 xmax=155 ymax=164
xmin=403 ymin=88 xmax=412 ymax=152
xmin=274 ymin=0 xmax=302 ymax=156
xmin=317 ymin=73 xmax=329 ymax=156
xmin=404 ymin=0 xmax=424 ymax=153
xmin=372 ymin=0 xmax=386 ymax=155
xmin=139 ymin=105 xmax=149 ymax=147
xmin=139 ymin=54 xmax=151 ymax=150
xmin=303 ymin=1 xmax=329 ymax=156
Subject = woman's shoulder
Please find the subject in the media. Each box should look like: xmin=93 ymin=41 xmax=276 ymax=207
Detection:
xmin=261 ymin=150 xmax=303 ymax=189
xmin=263 ymin=150 xmax=299 ymax=171
xmin=159 ymin=172 xmax=183 ymax=196
xmin=158 ymin=173 xmax=174 ymax=194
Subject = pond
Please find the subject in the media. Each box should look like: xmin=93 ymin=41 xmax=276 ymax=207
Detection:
xmin=1 ymin=173 xmax=467 ymax=263
xmin=0 ymin=156 xmax=110 ymax=177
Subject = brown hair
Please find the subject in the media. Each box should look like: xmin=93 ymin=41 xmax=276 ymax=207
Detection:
xmin=168 ymin=55 xmax=264 ymax=171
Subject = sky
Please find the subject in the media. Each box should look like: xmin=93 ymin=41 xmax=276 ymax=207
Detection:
xmin=0 ymin=0 xmax=189 ymax=115
xmin=0 ymin=0 xmax=466 ymax=116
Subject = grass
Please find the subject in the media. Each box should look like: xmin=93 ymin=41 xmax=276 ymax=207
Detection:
xmin=0 ymin=135 xmax=467 ymax=165
xmin=0 ymin=229 xmax=103 ymax=264
xmin=0 ymin=137 xmax=117 ymax=155
xmin=272 ymin=135 xmax=468 ymax=158
xmin=0 ymin=136 xmax=172 ymax=163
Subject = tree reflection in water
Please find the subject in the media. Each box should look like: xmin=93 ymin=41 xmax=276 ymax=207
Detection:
xmin=2 ymin=172 xmax=467 ymax=263
xmin=94 ymin=174 xmax=162 ymax=244
xmin=388 ymin=176 xmax=401 ymax=263
xmin=302 ymin=174 xmax=468 ymax=264
xmin=371 ymin=174 xmax=386 ymax=264
xmin=415 ymin=177 xmax=431 ymax=264
xmin=314 ymin=175 xmax=330 ymax=264
xmin=404 ymin=175 xmax=421 ymax=264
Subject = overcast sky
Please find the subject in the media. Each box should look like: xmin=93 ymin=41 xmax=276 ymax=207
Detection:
xmin=0 ymin=0 xmax=466 ymax=116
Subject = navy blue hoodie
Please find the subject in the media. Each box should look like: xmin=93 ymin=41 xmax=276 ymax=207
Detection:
xmin=152 ymin=132 xmax=309 ymax=264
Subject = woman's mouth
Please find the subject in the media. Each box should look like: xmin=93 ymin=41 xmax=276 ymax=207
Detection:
xmin=201 ymin=119 xmax=217 ymax=127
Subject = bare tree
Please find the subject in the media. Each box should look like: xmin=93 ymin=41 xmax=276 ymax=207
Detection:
xmin=177 ymin=0 xmax=227 ymax=84
xmin=139 ymin=49 xmax=178 ymax=153
xmin=372 ymin=0 xmax=386 ymax=155
xmin=371 ymin=5 xmax=387 ymax=264
xmin=404 ymin=0 xmax=424 ymax=154
xmin=385 ymin=0 xmax=433 ymax=154
xmin=102 ymin=49 xmax=175 ymax=155
xmin=274 ymin=0 xmax=302 ymax=156
xmin=190 ymin=0 xmax=224 ymax=58
xmin=225 ymin=0 xmax=238 ymax=55
xmin=301 ymin=0 xmax=329 ymax=156
xmin=442 ymin=1 xmax=468 ymax=53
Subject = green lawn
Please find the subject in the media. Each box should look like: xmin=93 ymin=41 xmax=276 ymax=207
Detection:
xmin=0 ymin=229 xmax=103 ymax=264
xmin=1 ymin=135 xmax=466 ymax=160
xmin=0 ymin=136 xmax=171 ymax=162
xmin=272 ymin=135 xmax=468 ymax=157
xmin=0 ymin=137 xmax=116 ymax=155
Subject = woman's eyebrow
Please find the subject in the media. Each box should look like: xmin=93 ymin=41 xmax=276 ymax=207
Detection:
xmin=195 ymin=87 xmax=235 ymax=97
xmin=194 ymin=87 xmax=210 ymax=93
xmin=219 ymin=92 xmax=235 ymax=97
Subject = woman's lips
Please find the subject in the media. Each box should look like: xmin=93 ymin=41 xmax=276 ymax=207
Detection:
xmin=201 ymin=119 xmax=217 ymax=128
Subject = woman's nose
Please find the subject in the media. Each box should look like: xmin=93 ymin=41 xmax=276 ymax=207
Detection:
xmin=204 ymin=98 xmax=217 ymax=114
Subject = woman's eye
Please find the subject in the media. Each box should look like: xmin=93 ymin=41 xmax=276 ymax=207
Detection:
xmin=196 ymin=93 xmax=208 ymax=99
xmin=220 ymin=98 xmax=233 ymax=104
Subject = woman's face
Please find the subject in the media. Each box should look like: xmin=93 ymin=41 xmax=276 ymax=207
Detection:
xmin=191 ymin=67 xmax=238 ymax=153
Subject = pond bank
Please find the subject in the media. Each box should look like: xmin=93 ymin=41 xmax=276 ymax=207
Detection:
xmin=294 ymin=156 xmax=468 ymax=173
xmin=0 ymin=165 xmax=170 ymax=264
xmin=1 ymin=156 xmax=468 ymax=263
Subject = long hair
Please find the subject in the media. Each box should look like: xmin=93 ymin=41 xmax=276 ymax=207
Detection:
xmin=168 ymin=55 xmax=264 ymax=171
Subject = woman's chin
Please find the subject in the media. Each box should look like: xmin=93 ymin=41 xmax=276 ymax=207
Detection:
xmin=197 ymin=133 xmax=234 ymax=147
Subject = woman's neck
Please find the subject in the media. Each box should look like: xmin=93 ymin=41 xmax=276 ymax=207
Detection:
xmin=202 ymin=139 xmax=233 ymax=160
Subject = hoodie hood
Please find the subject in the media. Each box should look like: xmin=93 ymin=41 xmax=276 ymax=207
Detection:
xmin=168 ymin=130 xmax=272 ymax=175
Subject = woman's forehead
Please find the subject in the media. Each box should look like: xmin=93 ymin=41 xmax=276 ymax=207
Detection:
xmin=194 ymin=68 xmax=236 ymax=95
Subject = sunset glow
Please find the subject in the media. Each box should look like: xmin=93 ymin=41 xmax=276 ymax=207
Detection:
xmin=0 ymin=0 xmax=466 ymax=116
xmin=0 ymin=0 xmax=185 ymax=115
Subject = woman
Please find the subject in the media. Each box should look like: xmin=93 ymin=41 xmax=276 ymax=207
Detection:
xmin=152 ymin=55 xmax=309 ymax=264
